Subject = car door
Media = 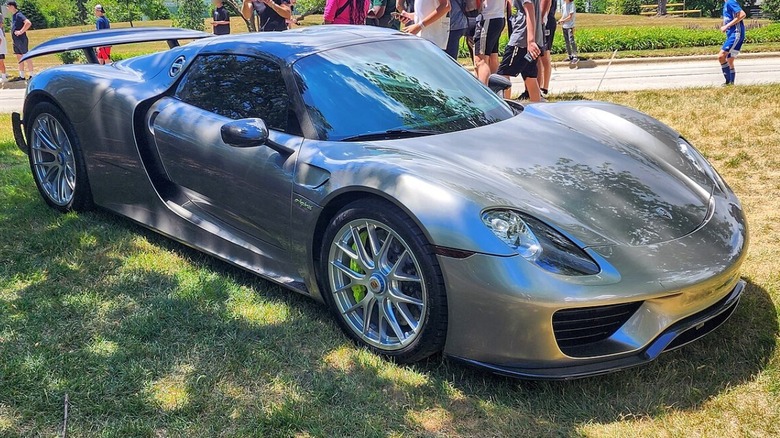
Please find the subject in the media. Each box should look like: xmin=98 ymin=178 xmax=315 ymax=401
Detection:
xmin=149 ymin=53 xmax=303 ymax=250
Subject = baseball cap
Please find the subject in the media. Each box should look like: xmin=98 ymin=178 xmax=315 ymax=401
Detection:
xmin=95 ymin=4 xmax=105 ymax=13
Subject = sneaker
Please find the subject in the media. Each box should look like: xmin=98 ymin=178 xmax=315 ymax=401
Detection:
xmin=518 ymin=90 xmax=530 ymax=100
xmin=8 ymin=76 xmax=25 ymax=82
xmin=571 ymin=57 xmax=579 ymax=64
xmin=722 ymin=82 xmax=734 ymax=87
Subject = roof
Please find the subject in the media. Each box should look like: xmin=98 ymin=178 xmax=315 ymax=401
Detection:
xmin=196 ymin=25 xmax=418 ymax=63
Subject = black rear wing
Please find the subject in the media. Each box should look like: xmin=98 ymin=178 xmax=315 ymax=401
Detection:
xmin=21 ymin=27 xmax=212 ymax=64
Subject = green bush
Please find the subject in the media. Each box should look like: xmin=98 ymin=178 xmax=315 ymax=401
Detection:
xmin=57 ymin=50 xmax=87 ymax=64
xmin=764 ymin=0 xmax=780 ymax=20
xmin=465 ymin=22 xmax=780 ymax=57
xmin=174 ymin=0 xmax=207 ymax=31
xmin=622 ymin=0 xmax=642 ymax=15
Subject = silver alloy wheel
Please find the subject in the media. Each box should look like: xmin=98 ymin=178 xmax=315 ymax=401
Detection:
xmin=328 ymin=219 xmax=427 ymax=350
xmin=30 ymin=114 xmax=76 ymax=206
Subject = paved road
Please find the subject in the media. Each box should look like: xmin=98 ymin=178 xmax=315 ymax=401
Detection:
xmin=512 ymin=52 xmax=780 ymax=96
xmin=2 ymin=54 xmax=780 ymax=114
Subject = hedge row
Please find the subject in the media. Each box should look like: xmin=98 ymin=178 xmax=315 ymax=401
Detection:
xmin=549 ymin=23 xmax=780 ymax=53
xmin=459 ymin=23 xmax=780 ymax=57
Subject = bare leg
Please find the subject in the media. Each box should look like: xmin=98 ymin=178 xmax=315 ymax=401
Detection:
xmin=524 ymin=76 xmax=541 ymax=102
xmin=475 ymin=54 xmax=491 ymax=84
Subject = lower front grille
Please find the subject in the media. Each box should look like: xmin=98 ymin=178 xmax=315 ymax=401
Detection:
xmin=552 ymin=301 xmax=643 ymax=355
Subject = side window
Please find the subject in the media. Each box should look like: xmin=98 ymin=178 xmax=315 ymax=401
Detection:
xmin=174 ymin=54 xmax=299 ymax=134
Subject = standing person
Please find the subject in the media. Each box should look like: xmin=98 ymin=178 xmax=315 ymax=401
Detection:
xmin=398 ymin=0 xmax=451 ymax=49
xmin=324 ymin=0 xmax=371 ymax=24
xmin=366 ymin=0 xmax=400 ymax=29
xmin=242 ymin=0 xmax=292 ymax=31
xmin=94 ymin=5 xmax=111 ymax=65
xmin=558 ymin=0 xmax=577 ymax=64
xmin=497 ymin=0 xmax=542 ymax=101
xmin=7 ymin=1 xmax=33 ymax=82
xmin=719 ymin=0 xmax=745 ymax=86
xmin=537 ymin=0 xmax=555 ymax=98
xmin=473 ymin=0 xmax=506 ymax=84
xmin=212 ymin=0 xmax=231 ymax=35
xmin=444 ymin=0 xmax=468 ymax=59
xmin=1 ymin=12 xmax=8 ymax=84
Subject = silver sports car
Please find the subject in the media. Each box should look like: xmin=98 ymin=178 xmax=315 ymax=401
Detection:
xmin=12 ymin=26 xmax=748 ymax=379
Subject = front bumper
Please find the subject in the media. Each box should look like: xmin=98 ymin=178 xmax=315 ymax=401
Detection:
xmin=437 ymin=187 xmax=748 ymax=379
xmin=450 ymin=280 xmax=743 ymax=379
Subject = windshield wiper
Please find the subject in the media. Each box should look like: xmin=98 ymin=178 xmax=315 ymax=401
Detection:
xmin=340 ymin=128 xmax=441 ymax=142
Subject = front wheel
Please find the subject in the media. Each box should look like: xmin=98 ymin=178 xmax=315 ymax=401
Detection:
xmin=27 ymin=102 xmax=92 ymax=212
xmin=320 ymin=199 xmax=448 ymax=363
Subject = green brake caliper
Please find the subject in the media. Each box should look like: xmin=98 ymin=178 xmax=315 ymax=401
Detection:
xmin=350 ymin=230 xmax=369 ymax=302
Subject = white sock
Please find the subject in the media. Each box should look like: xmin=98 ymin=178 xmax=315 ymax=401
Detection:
xmin=19 ymin=69 xmax=25 ymax=79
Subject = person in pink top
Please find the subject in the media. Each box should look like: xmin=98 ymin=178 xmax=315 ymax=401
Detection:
xmin=324 ymin=0 xmax=371 ymax=24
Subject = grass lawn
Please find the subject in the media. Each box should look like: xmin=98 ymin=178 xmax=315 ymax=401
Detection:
xmin=1 ymin=84 xmax=780 ymax=436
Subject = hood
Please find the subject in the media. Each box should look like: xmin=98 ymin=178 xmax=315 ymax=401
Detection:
xmin=382 ymin=101 xmax=714 ymax=247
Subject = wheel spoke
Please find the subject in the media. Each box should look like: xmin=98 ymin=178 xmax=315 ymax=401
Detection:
xmin=388 ymin=250 xmax=422 ymax=284
xmin=381 ymin=299 xmax=405 ymax=341
xmin=34 ymin=123 xmax=59 ymax=152
xmin=362 ymin=296 xmax=376 ymax=335
xmin=393 ymin=301 xmax=419 ymax=333
xmin=341 ymin=294 xmax=366 ymax=315
xmin=389 ymin=285 xmax=423 ymax=307
xmin=331 ymin=259 xmax=364 ymax=282
xmin=376 ymin=233 xmax=395 ymax=269
xmin=366 ymin=222 xmax=381 ymax=257
xmin=351 ymin=226 xmax=374 ymax=269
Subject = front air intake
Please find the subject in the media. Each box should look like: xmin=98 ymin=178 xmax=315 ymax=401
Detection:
xmin=552 ymin=302 xmax=643 ymax=355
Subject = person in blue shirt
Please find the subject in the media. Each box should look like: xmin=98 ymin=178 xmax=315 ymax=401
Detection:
xmin=94 ymin=5 xmax=111 ymax=65
xmin=718 ymin=0 xmax=746 ymax=86
xmin=7 ymin=1 xmax=33 ymax=81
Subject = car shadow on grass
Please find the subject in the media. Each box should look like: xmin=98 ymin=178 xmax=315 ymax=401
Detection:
xmin=1 ymin=197 xmax=776 ymax=436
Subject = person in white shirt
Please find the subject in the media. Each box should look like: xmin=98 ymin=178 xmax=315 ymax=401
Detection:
xmin=558 ymin=0 xmax=578 ymax=64
xmin=397 ymin=0 xmax=451 ymax=49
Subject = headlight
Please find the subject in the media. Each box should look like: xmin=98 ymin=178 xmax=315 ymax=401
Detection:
xmin=678 ymin=137 xmax=726 ymax=191
xmin=482 ymin=209 xmax=600 ymax=276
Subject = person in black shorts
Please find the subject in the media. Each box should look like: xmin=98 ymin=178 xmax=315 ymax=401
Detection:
xmin=473 ymin=0 xmax=506 ymax=84
xmin=242 ymin=0 xmax=291 ymax=31
xmin=537 ymin=0 xmax=555 ymax=98
xmin=497 ymin=0 xmax=542 ymax=101
xmin=7 ymin=1 xmax=33 ymax=82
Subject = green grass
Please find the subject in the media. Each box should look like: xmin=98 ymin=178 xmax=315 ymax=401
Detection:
xmin=2 ymin=85 xmax=780 ymax=435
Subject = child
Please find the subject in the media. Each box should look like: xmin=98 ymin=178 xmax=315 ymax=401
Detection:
xmin=496 ymin=0 xmax=543 ymax=101
xmin=558 ymin=0 xmax=578 ymax=64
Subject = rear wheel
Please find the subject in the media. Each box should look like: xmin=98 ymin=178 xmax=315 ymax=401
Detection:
xmin=320 ymin=199 xmax=447 ymax=363
xmin=27 ymin=102 xmax=92 ymax=212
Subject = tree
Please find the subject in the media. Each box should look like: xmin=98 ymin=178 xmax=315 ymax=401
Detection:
xmin=764 ymin=0 xmax=780 ymax=19
xmin=174 ymin=0 xmax=207 ymax=31
xmin=223 ymin=0 xmax=257 ymax=32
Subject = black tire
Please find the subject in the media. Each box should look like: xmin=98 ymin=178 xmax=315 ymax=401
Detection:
xmin=320 ymin=199 xmax=448 ymax=363
xmin=26 ymin=102 xmax=93 ymax=213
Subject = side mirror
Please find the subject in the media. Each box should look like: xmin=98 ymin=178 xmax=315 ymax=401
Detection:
xmin=220 ymin=118 xmax=269 ymax=147
xmin=487 ymin=74 xmax=512 ymax=94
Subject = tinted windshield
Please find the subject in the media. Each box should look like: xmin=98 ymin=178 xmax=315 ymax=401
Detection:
xmin=293 ymin=39 xmax=515 ymax=141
